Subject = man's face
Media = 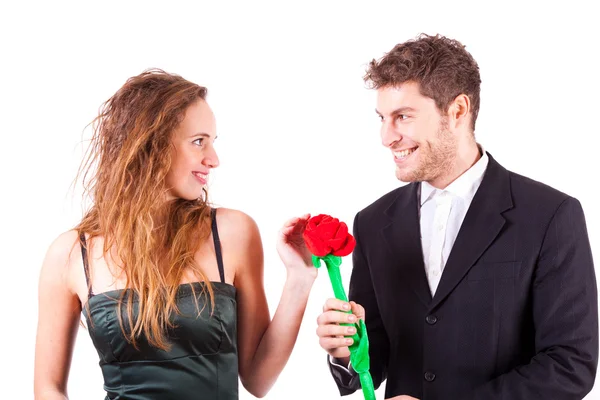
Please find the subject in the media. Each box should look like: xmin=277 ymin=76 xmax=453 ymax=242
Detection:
xmin=376 ymin=82 xmax=457 ymax=186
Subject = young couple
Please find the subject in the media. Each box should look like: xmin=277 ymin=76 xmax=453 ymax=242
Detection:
xmin=35 ymin=34 xmax=598 ymax=400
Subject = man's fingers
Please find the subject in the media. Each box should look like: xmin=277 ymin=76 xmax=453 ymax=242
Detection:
xmin=350 ymin=301 xmax=365 ymax=319
xmin=316 ymin=323 xmax=357 ymax=338
xmin=316 ymin=298 xmax=360 ymax=358
xmin=322 ymin=298 xmax=352 ymax=312
xmin=319 ymin=336 xmax=354 ymax=350
xmin=317 ymin=310 xmax=358 ymax=326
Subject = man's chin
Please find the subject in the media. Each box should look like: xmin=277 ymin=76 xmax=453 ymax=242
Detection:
xmin=395 ymin=168 xmax=418 ymax=183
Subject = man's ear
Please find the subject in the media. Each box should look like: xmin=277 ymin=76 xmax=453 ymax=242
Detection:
xmin=448 ymin=94 xmax=471 ymax=130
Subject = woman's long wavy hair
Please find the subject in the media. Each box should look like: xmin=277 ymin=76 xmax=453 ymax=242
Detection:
xmin=75 ymin=69 xmax=215 ymax=350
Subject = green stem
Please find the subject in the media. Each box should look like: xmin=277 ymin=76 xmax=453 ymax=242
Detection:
xmin=324 ymin=256 xmax=348 ymax=302
xmin=314 ymin=254 xmax=376 ymax=400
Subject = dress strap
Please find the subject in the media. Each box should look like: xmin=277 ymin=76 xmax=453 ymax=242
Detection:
xmin=79 ymin=232 xmax=94 ymax=299
xmin=210 ymin=208 xmax=226 ymax=284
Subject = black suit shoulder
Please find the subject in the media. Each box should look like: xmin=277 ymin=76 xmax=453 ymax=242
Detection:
xmin=507 ymin=169 xmax=575 ymax=217
xmin=352 ymin=183 xmax=418 ymax=240
xmin=358 ymin=183 xmax=415 ymax=219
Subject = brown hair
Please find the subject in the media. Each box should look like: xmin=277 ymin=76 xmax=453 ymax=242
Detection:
xmin=76 ymin=69 xmax=214 ymax=350
xmin=365 ymin=33 xmax=481 ymax=131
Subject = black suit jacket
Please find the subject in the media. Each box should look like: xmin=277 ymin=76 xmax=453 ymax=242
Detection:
xmin=330 ymin=153 xmax=598 ymax=399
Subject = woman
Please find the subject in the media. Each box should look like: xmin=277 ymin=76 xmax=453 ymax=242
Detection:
xmin=33 ymin=69 xmax=316 ymax=399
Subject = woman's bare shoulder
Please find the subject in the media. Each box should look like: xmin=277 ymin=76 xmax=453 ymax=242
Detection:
xmin=45 ymin=230 xmax=81 ymax=266
xmin=39 ymin=230 xmax=83 ymax=291
xmin=212 ymin=208 xmax=263 ymax=276
xmin=213 ymin=207 xmax=259 ymax=240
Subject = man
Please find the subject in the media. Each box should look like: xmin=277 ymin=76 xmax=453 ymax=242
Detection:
xmin=316 ymin=34 xmax=598 ymax=399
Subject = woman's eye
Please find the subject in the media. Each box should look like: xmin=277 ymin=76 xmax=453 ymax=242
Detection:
xmin=192 ymin=138 xmax=204 ymax=146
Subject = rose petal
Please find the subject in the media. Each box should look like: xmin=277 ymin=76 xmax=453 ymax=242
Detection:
xmin=303 ymin=214 xmax=355 ymax=257
xmin=303 ymin=222 xmax=330 ymax=256
xmin=327 ymin=223 xmax=348 ymax=247
xmin=303 ymin=233 xmax=329 ymax=256
xmin=334 ymin=222 xmax=349 ymax=239
xmin=311 ymin=214 xmax=327 ymax=225
xmin=316 ymin=218 xmax=339 ymax=239
xmin=332 ymin=234 xmax=356 ymax=256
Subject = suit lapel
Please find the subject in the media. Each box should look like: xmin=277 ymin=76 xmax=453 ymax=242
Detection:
xmin=381 ymin=182 xmax=432 ymax=307
xmin=429 ymin=153 xmax=513 ymax=310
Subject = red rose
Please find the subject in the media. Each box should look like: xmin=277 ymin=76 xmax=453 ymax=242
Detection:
xmin=302 ymin=214 xmax=356 ymax=257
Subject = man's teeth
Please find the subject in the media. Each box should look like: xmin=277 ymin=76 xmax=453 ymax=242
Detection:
xmin=394 ymin=148 xmax=416 ymax=158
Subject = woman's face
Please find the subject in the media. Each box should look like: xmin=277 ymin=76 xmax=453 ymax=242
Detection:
xmin=165 ymin=99 xmax=219 ymax=201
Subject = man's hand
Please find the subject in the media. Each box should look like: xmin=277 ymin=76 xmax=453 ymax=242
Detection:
xmin=316 ymin=298 xmax=365 ymax=363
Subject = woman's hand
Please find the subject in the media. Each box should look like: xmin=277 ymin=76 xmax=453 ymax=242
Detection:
xmin=276 ymin=213 xmax=316 ymax=280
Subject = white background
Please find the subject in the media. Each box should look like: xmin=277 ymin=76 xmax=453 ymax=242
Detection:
xmin=1 ymin=1 xmax=598 ymax=399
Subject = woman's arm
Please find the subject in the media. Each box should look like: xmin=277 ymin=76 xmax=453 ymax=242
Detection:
xmin=219 ymin=209 xmax=315 ymax=398
xmin=34 ymin=231 xmax=83 ymax=400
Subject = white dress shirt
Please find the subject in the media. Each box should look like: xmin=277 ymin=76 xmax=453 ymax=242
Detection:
xmin=329 ymin=148 xmax=489 ymax=373
xmin=419 ymin=150 xmax=489 ymax=295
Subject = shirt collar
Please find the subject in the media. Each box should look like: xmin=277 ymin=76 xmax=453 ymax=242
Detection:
xmin=420 ymin=145 xmax=489 ymax=206
xmin=420 ymin=180 xmax=437 ymax=206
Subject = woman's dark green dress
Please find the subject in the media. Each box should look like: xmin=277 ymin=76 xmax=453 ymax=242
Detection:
xmin=80 ymin=209 xmax=238 ymax=399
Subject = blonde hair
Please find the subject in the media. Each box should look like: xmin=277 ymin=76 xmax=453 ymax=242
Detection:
xmin=76 ymin=69 xmax=215 ymax=350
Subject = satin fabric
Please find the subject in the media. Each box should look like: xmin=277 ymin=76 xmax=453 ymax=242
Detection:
xmin=83 ymin=281 xmax=238 ymax=399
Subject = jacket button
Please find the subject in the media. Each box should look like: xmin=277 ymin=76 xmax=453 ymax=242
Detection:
xmin=426 ymin=315 xmax=437 ymax=325
xmin=424 ymin=371 xmax=436 ymax=382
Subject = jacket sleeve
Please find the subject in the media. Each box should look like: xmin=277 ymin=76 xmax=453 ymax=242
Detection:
xmin=468 ymin=197 xmax=598 ymax=399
